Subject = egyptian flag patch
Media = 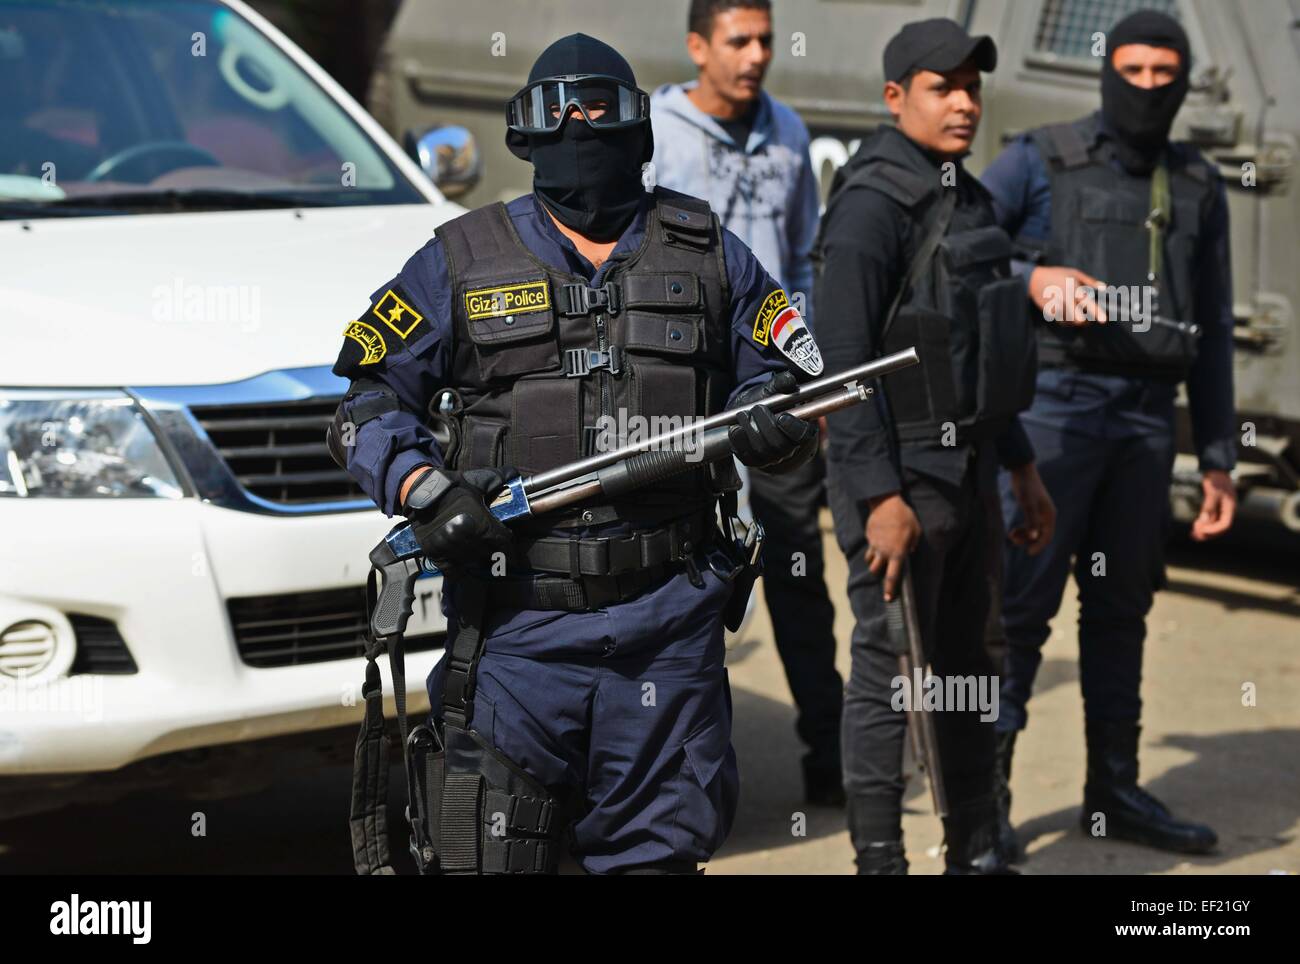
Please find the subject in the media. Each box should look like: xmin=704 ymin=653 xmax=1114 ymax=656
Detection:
xmin=753 ymin=288 xmax=824 ymax=376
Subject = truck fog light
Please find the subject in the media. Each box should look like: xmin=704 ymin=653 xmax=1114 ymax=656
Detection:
xmin=0 ymin=621 xmax=59 ymax=678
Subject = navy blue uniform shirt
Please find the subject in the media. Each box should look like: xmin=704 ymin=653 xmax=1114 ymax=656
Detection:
xmin=334 ymin=191 xmax=811 ymax=517
xmin=980 ymin=116 xmax=1237 ymax=473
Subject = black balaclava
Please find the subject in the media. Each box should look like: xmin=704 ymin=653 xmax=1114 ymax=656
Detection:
xmin=507 ymin=33 xmax=653 ymax=241
xmin=1100 ymin=10 xmax=1191 ymax=173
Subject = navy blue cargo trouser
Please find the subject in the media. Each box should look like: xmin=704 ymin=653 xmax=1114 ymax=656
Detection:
xmin=427 ymin=563 xmax=740 ymax=874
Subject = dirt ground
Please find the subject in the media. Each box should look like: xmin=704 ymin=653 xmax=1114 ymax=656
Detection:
xmin=710 ymin=514 xmax=1300 ymax=875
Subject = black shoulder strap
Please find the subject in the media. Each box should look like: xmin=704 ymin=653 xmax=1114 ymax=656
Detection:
xmin=348 ymin=568 xmax=406 ymax=875
xmin=436 ymin=202 xmax=524 ymax=289
xmin=348 ymin=566 xmax=493 ymax=875
xmin=832 ymin=158 xmax=936 ymax=211
xmin=654 ymin=188 xmax=715 ymax=253
xmin=1172 ymin=144 xmax=1214 ymax=185
xmin=1036 ymin=121 xmax=1092 ymax=170
xmin=879 ymin=189 xmax=958 ymax=342
xmin=648 ymin=187 xmax=729 ymax=304
xmin=814 ymin=158 xmax=938 ymax=274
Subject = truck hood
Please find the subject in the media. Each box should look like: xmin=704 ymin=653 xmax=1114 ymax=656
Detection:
xmin=0 ymin=204 xmax=461 ymax=388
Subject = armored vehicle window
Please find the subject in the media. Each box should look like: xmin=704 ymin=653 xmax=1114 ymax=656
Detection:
xmin=1033 ymin=0 xmax=1181 ymax=62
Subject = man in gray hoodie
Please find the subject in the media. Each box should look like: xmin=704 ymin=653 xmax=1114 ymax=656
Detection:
xmin=651 ymin=0 xmax=843 ymax=806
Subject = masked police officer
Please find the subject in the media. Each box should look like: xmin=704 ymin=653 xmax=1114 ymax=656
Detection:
xmin=982 ymin=9 xmax=1236 ymax=858
xmin=331 ymin=33 xmax=820 ymax=874
xmin=816 ymin=18 xmax=1056 ymax=874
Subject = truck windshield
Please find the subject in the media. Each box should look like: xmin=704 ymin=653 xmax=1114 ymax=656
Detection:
xmin=0 ymin=0 xmax=426 ymax=216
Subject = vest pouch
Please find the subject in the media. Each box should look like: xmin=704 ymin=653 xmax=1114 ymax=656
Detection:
xmin=936 ymin=226 xmax=1011 ymax=315
xmin=881 ymin=305 xmax=961 ymax=441
xmin=464 ymin=285 xmax=560 ymax=382
xmin=615 ymin=359 xmax=705 ymax=504
xmin=1075 ymin=185 xmax=1152 ymax=277
xmin=621 ymin=310 xmax=701 ymax=357
xmin=508 ymin=375 xmax=581 ymax=474
xmin=451 ymin=415 xmax=509 ymax=471
xmin=626 ymin=358 xmax=698 ymax=425
xmin=973 ymin=276 xmax=1038 ymax=425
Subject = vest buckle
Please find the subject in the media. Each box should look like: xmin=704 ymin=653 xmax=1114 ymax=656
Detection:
xmin=562 ymin=282 xmax=622 ymax=317
xmin=564 ymin=346 xmax=624 ymax=378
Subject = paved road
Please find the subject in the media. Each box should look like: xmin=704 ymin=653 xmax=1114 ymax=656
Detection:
xmin=2 ymin=519 xmax=1295 ymax=875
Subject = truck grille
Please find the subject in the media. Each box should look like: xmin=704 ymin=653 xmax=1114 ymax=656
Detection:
xmin=228 ymin=587 xmax=443 ymax=668
xmin=190 ymin=397 xmax=363 ymax=505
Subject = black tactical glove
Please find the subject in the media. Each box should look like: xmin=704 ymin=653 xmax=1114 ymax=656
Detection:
xmin=405 ymin=467 xmax=514 ymax=571
xmin=728 ymin=370 xmax=818 ymax=473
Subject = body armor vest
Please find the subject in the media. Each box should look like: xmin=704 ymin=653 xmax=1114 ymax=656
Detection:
xmin=1025 ymin=114 xmax=1217 ymax=378
xmin=434 ymin=187 xmax=733 ymax=526
xmin=817 ymin=128 xmax=1036 ymax=445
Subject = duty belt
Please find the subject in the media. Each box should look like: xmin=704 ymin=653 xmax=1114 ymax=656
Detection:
xmin=514 ymin=512 xmax=712 ymax=578
xmin=456 ymin=512 xmax=715 ymax=611
xmin=490 ymin=566 xmax=679 ymax=611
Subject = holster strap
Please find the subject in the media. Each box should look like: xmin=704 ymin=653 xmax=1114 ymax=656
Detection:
xmin=484 ymin=788 xmax=555 ymax=835
xmin=482 ymin=838 xmax=557 ymax=874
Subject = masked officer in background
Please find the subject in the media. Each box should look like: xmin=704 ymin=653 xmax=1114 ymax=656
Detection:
xmin=650 ymin=0 xmax=844 ymax=806
xmin=816 ymin=19 xmax=1056 ymax=874
xmin=982 ymin=9 xmax=1236 ymax=859
xmin=331 ymin=33 xmax=820 ymax=874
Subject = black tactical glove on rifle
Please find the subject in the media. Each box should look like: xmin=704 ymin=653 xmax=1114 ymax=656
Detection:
xmin=405 ymin=467 xmax=514 ymax=572
xmin=728 ymin=370 xmax=818 ymax=473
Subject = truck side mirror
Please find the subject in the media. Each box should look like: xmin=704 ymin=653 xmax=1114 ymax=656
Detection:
xmin=403 ymin=125 xmax=482 ymax=199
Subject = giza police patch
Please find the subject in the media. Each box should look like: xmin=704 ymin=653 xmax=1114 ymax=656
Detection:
xmin=464 ymin=280 xmax=551 ymax=321
xmin=752 ymin=289 xmax=824 ymax=376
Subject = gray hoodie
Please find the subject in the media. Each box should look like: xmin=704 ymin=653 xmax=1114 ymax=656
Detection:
xmin=650 ymin=81 xmax=820 ymax=325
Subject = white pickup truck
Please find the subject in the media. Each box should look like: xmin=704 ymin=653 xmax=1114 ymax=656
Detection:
xmin=0 ymin=0 xmax=471 ymax=818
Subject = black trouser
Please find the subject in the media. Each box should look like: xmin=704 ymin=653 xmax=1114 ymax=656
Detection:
xmin=748 ymin=449 xmax=843 ymax=777
xmin=827 ymin=450 xmax=1002 ymax=843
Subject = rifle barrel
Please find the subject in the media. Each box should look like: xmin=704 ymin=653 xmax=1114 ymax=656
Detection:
xmin=523 ymin=347 xmax=919 ymax=492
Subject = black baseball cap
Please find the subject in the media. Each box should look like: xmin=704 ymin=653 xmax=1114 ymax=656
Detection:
xmin=883 ymin=18 xmax=997 ymax=83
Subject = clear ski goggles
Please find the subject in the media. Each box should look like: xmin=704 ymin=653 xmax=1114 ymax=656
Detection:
xmin=505 ymin=74 xmax=650 ymax=134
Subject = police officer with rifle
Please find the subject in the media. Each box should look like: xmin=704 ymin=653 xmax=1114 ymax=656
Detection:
xmin=330 ymin=33 xmax=840 ymax=875
xmin=982 ymin=9 xmax=1236 ymax=859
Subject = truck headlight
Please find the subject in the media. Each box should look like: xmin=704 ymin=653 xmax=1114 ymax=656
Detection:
xmin=0 ymin=392 xmax=183 ymax=499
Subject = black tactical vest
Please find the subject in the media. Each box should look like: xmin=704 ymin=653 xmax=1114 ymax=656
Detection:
xmin=817 ymin=128 xmax=1036 ymax=445
xmin=1025 ymin=115 xmax=1217 ymax=378
xmin=433 ymin=187 xmax=733 ymax=526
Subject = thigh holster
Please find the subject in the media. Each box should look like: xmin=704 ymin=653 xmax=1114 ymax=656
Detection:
xmin=352 ymin=574 xmax=567 ymax=876
xmin=407 ymin=720 xmax=565 ymax=874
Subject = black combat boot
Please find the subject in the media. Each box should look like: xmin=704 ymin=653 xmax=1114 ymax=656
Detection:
xmin=855 ymin=841 xmax=909 ymax=875
xmin=803 ymin=757 xmax=847 ymax=808
xmin=993 ymin=729 xmax=1022 ymax=863
xmin=1080 ymin=720 xmax=1217 ymax=854
xmin=942 ymin=796 xmax=1018 ymax=875
xmin=848 ymin=797 xmax=908 ymax=874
